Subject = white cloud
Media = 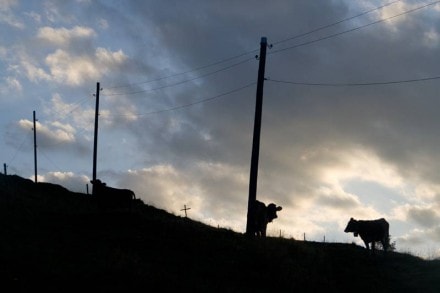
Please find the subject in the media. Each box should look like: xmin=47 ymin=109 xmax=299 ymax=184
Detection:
xmin=0 ymin=0 xmax=24 ymax=29
xmin=19 ymin=53 xmax=51 ymax=83
xmin=24 ymin=11 xmax=42 ymax=23
xmin=43 ymin=1 xmax=76 ymax=24
xmin=6 ymin=76 xmax=22 ymax=92
xmin=0 ymin=76 xmax=22 ymax=97
xmin=42 ymin=93 xmax=94 ymax=131
xmin=318 ymin=148 xmax=404 ymax=190
xmin=18 ymin=118 xmax=76 ymax=147
xmin=397 ymin=227 xmax=440 ymax=259
xmin=39 ymin=171 xmax=90 ymax=193
xmin=37 ymin=26 xmax=96 ymax=47
xmin=44 ymin=48 xmax=127 ymax=86
xmin=121 ymin=165 xmax=201 ymax=212
xmin=45 ymin=49 xmax=98 ymax=85
xmin=95 ymin=48 xmax=127 ymax=69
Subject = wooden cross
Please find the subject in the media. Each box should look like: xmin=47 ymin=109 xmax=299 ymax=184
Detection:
xmin=181 ymin=205 xmax=191 ymax=218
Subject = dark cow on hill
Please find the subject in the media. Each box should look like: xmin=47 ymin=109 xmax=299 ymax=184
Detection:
xmin=253 ymin=200 xmax=282 ymax=237
xmin=91 ymin=179 xmax=136 ymax=211
xmin=344 ymin=217 xmax=390 ymax=252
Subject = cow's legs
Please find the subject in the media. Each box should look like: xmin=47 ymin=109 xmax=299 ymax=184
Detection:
xmin=363 ymin=240 xmax=370 ymax=250
xmin=262 ymin=227 xmax=267 ymax=237
xmin=381 ymin=238 xmax=388 ymax=252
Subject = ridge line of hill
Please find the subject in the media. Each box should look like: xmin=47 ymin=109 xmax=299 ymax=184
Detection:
xmin=1 ymin=173 xmax=439 ymax=292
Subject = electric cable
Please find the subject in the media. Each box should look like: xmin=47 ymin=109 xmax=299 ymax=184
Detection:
xmin=270 ymin=0 xmax=440 ymax=55
xmin=104 ymin=57 xmax=254 ymax=96
xmin=103 ymin=81 xmax=256 ymax=118
xmin=104 ymin=1 xmax=404 ymax=91
xmin=267 ymin=75 xmax=440 ymax=87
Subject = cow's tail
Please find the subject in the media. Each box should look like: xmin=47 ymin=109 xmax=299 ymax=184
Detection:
xmin=384 ymin=221 xmax=390 ymax=252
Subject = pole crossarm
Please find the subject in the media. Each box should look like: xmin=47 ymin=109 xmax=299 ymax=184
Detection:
xmin=181 ymin=205 xmax=191 ymax=218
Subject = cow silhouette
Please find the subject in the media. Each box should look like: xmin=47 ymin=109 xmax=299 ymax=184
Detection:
xmin=91 ymin=179 xmax=136 ymax=211
xmin=253 ymin=200 xmax=282 ymax=237
xmin=344 ymin=217 xmax=390 ymax=251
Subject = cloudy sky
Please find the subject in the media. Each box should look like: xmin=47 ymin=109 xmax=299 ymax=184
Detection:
xmin=2 ymin=0 xmax=440 ymax=258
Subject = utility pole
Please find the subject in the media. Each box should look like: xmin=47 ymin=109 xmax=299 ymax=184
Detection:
xmin=246 ymin=37 xmax=268 ymax=236
xmin=33 ymin=110 xmax=38 ymax=183
xmin=3 ymin=163 xmax=7 ymax=175
xmin=92 ymin=82 xmax=100 ymax=195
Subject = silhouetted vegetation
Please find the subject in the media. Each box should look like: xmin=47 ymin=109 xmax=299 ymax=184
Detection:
xmin=1 ymin=173 xmax=439 ymax=292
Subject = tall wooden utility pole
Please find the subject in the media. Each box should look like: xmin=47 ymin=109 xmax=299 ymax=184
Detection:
xmin=3 ymin=163 xmax=7 ymax=175
xmin=92 ymin=82 xmax=100 ymax=195
xmin=33 ymin=110 xmax=38 ymax=183
xmin=246 ymin=37 xmax=268 ymax=236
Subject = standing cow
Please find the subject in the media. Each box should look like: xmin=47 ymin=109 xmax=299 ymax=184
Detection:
xmin=344 ymin=217 xmax=390 ymax=252
xmin=91 ymin=179 xmax=136 ymax=211
xmin=253 ymin=200 xmax=282 ymax=237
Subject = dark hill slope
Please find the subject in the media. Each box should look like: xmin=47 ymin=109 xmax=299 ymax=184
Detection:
xmin=0 ymin=174 xmax=439 ymax=292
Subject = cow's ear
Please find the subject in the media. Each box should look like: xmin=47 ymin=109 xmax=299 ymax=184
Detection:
xmin=277 ymin=206 xmax=282 ymax=211
xmin=350 ymin=217 xmax=354 ymax=220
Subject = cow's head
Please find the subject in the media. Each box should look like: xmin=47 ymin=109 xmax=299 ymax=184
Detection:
xmin=344 ymin=218 xmax=359 ymax=237
xmin=266 ymin=203 xmax=282 ymax=223
xmin=90 ymin=179 xmax=106 ymax=187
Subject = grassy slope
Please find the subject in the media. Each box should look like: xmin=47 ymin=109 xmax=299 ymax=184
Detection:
xmin=0 ymin=174 xmax=439 ymax=292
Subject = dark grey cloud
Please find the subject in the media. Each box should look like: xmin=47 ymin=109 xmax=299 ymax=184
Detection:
xmin=407 ymin=206 xmax=439 ymax=228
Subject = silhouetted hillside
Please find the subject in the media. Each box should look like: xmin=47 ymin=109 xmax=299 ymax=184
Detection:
xmin=1 ymin=173 xmax=439 ymax=292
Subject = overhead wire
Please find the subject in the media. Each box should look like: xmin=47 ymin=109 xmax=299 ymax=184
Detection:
xmin=102 ymin=0 xmax=440 ymax=118
xmin=47 ymin=96 xmax=93 ymax=122
xmin=35 ymin=94 xmax=95 ymax=148
xmin=103 ymin=0 xmax=405 ymax=93
xmin=17 ymin=1 xmax=438 ymax=146
xmin=103 ymin=57 xmax=254 ymax=96
xmin=266 ymin=75 xmax=440 ymax=87
xmin=271 ymin=0 xmax=401 ymax=47
xmin=103 ymin=81 xmax=256 ymax=118
xmin=269 ymin=0 xmax=440 ymax=55
xmin=40 ymin=149 xmax=63 ymax=171
xmin=6 ymin=1 xmax=437 ymax=178
xmin=6 ymin=129 xmax=32 ymax=166
xmin=106 ymin=51 xmax=258 ymax=90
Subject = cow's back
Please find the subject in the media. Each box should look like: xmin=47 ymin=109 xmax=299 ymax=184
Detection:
xmin=358 ymin=218 xmax=389 ymax=242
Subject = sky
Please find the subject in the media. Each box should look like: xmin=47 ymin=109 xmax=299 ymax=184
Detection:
xmin=2 ymin=0 xmax=440 ymax=258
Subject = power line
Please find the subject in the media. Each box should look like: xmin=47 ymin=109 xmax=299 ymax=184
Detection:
xmin=103 ymin=57 xmax=254 ymax=96
xmin=107 ymin=51 xmax=258 ymax=90
xmin=40 ymin=149 xmax=63 ymax=171
xmin=272 ymin=0 xmax=401 ymax=46
xmin=104 ymin=1 xmax=403 ymax=91
xmin=6 ymin=129 xmax=32 ymax=166
xmin=103 ymin=81 xmax=256 ymax=118
xmin=267 ymin=75 xmax=440 ymax=87
xmin=48 ymin=96 xmax=92 ymax=122
xmin=270 ymin=0 xmax=440 ymax=55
